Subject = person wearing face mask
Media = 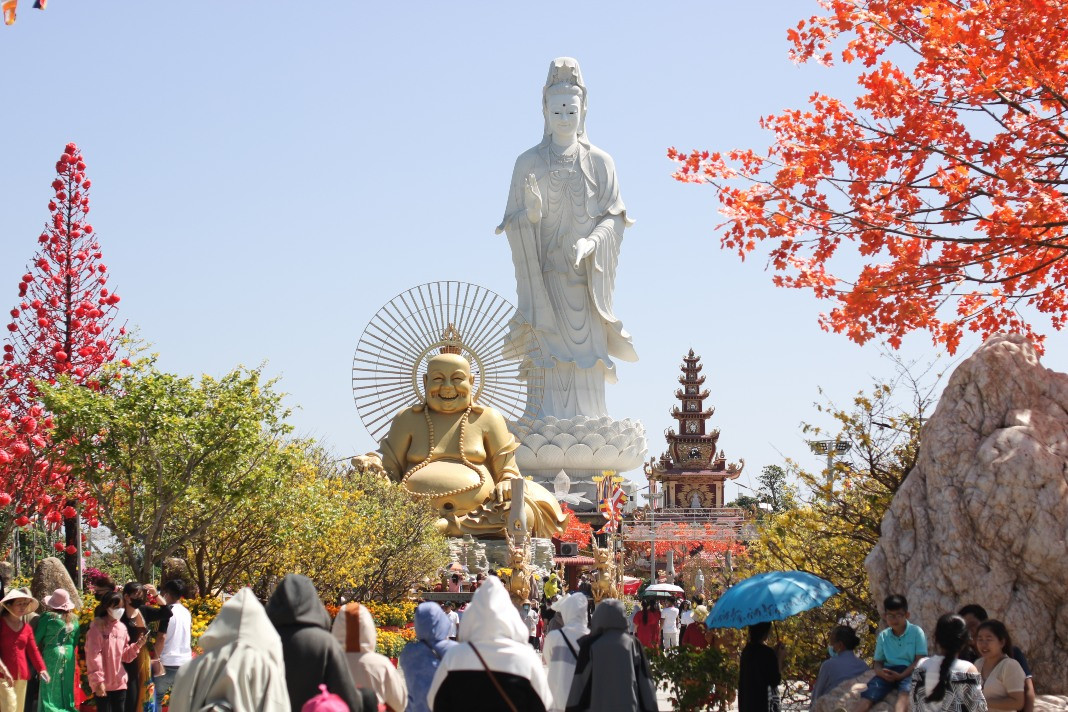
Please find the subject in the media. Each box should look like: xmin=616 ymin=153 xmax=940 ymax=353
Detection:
xmin=85 ymin=592 xmax=147 ymax=712
xmin=118 ymin=582 xmax=172 ymax=712
xmin=810 ymin=625 xmax=869 ymax=710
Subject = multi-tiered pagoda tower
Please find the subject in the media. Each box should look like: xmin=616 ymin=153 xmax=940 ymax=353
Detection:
xmin=646 ymin=349 xmax=744 ymax=511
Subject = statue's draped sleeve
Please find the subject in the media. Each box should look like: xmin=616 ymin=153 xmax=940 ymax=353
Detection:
xmin=582 ymin=147 xmax=638 ymax=364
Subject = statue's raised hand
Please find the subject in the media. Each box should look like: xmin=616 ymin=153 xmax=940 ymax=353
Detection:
xmin=523 ymin=173 xmax=542 ymax=224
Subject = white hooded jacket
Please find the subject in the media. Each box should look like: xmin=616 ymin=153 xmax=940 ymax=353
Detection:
xmin=331 ymin=602 xmax=407 ymax=712
xmin=168 ymin=588 xmax=290 ymax=712
xmin=427 ymin=577 xmax=553 ymax=711
xmin=541 ymin=594 xmax=589 ymax=712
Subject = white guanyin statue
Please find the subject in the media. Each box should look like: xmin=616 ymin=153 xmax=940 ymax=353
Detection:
xmin=496 ymin=57 xmax=646 ymax=496
xmin=496 ymin=57 xmax=636 ymax=419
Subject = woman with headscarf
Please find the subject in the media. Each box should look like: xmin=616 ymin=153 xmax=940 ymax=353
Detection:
xmin=34 ymin=589 xmax=79 ymax=712
xmin=398 ymin=603 xmax=457 ymax=712
xmin=565 ymin=599 xmax=657 ymax=712
xmin=265 ymin=575 xmax=362 ymax=712
xmin=541 ymin=594 xmax=589 ymax=712
xmin=331 ymin=603 xmax=406 ymax=712
xmin=428 ymin=577 xmax=552 ymax=712
xmin=168 ymin=588 xmax=290 ymax=712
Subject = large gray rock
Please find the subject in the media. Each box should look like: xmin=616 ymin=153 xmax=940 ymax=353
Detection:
xmin=812 ymin=671 xmax=894 ymax=712
xmin=1035 ymin=697 xmax=1068 ymax=712
xmin=867 ymin=334 xmax=1068 ymax=694
xmin=31 ymin=556 xmax=82 ymax=610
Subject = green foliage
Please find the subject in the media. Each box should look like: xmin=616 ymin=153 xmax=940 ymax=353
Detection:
xmin=648 ymin=644 xmax=738 ymax=712
xmin=39 ymin=355 xmax=293 ymax=582
xmin=282 ymin=464 xmax=450 ymax=603
xmin=727 ymin=466 xmax=797 ymax=516
xmin=757 ymin=465 xmax=797 ymax=513
xmin=179 ymin=440 xmax=314 ymax=597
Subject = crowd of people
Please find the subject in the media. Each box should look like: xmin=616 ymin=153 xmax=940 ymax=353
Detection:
xmin=0 ymin=572 xmax=664 ymax=712
xmin=0 ymin=576 xmax=194 ymax=712
xmin=0 ymin=571 xmax=1043 ymax=712
xmin=779 ymin=595 xmax=1034 ymax=712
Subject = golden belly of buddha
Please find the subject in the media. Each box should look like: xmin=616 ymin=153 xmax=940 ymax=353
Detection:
xmin=403 ymin=458 xmax=495 ymax=515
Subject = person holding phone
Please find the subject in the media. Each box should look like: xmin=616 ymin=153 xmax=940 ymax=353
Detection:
xmin=85 ymin=592 xmax=147 ymax=712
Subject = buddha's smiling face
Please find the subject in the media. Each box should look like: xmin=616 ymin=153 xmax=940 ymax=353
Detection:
xmin=424 ymin=354 xmax=473 ymax=413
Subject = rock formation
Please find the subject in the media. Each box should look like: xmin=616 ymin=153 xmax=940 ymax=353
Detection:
xmin=812 ymin=671 xmax=894 ymax=712
xmin=31 ymin=556 xmax=82 ymax=610
xmin=867 ymin=334 xmax=1068 ymax=693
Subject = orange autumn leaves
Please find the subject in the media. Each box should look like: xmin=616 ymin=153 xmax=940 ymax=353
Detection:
xmin=670 ymin=0 xmax=1068 ymax=353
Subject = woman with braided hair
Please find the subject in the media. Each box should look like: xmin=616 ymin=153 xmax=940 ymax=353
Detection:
xmin=909 ymin=614 xmax=987 ymax=712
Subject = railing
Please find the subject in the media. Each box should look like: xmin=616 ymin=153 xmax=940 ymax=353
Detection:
xmin=654 ymin=506 xmax=745 ymax=522
xmin=624 ymin=508 xmax=747 ymax=542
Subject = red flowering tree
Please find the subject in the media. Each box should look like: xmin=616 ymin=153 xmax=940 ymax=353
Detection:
xmin=1 ymin=142 xmax=120 ymax=576
xmin=670 ymin=0 xmax=1068 ymax=353
xmin=559 ymin=503 xmax=594 ymax=549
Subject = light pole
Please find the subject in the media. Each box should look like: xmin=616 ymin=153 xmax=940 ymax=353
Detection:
xmin=808 ymin=439 xmax=852 ymax=489
xmin=641 ymin=489 xmax=664 ymax=583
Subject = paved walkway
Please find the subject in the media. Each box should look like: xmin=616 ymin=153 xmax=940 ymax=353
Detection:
xmin=657 ymin=684 xmax=674 ymax=710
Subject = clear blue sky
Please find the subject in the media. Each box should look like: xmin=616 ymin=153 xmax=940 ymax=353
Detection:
xmin=2 ymin=2 xmax=1065 ymax=500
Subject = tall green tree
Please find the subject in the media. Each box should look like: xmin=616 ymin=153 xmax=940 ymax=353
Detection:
xmin=39 ymin=356 xmax=292 ymax=582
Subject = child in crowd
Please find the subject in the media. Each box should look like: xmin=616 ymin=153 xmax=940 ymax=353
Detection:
xmin=442 ymin=602 xmax=459 ymax=641
xmin=854 ymin=595 xmax=926 ymax=712
xmin=909 ymin=614 xmax=984 ymax=712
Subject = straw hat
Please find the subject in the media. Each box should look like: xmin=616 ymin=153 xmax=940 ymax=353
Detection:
xmin=1 ymin=587 xmax=40 ymax=615
xmin=43 ymin=588 xmax=76 ymax=612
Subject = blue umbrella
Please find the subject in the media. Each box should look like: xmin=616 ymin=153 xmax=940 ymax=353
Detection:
xmin=705 ymin=571 xmax=838 ymax=629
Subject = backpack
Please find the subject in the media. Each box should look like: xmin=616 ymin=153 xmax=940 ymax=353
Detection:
xmin=301 ymin=685 xmax=349 ymax=712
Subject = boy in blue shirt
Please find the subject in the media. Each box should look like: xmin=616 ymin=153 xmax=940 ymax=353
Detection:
xmin=855 ymin=595 xmax=926 ymax=712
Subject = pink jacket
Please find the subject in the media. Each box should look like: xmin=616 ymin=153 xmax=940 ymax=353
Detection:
xmin=85 ymin=618 xmax=143 ymax=691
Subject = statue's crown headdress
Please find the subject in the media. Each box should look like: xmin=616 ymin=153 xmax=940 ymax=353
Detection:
xmin=440 ymin=323 xmax=463 ymax=355
xmin=544 ymin=57 xmax=585 ymax=91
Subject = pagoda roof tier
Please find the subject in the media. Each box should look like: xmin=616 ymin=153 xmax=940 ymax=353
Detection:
xmin=680 ymin=362 xmax=703 ymax=373
xmin=665 ymin=428 xmax=720 ymax=441
xmin=671 ymin=407 xmax=715 ymax=419
xmin=648 ymin=460 xmax=745 ymax=481
xmin=678 ymin=374 xmax=706 ymax=385
xmin=675 ymin=388 xmax=710 ymax=400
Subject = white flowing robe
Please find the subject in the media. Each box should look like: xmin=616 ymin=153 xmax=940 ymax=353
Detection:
xmin=497 ymin=141 xmax=637 ymax=419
